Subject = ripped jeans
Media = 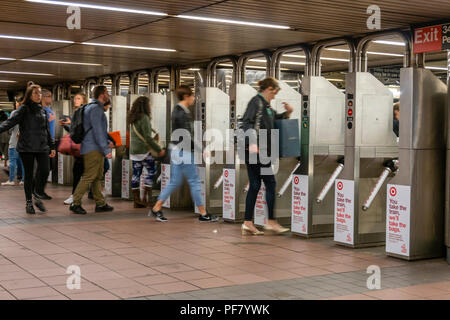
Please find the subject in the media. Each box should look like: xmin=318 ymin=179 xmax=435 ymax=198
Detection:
xmin=132 ymin=154 xmax=156 ymax=189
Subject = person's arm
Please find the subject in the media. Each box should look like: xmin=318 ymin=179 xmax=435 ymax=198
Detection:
xmin=139 ymin=117 xmax=162 ymax=154
xmin=44 ymin=110 xmax=56 ymax=151
xmin=0 ymin=106 xmax=23 ymax=134
xmin=275 ymin=102 xmax=293 ymax=119
xmin=90 ymin=107 xmax=110 ymax=156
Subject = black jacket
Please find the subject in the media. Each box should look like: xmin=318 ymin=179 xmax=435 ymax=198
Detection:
xmin=241 ymin=94 xmax=288 ymax=164
xmin=0 ymin=102 xmax=55 ymax=153
xmin=171 ymin=104 xmax=202 ymax=153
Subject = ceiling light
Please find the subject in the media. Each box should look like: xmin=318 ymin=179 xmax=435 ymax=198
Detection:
xmin=82 ymin=42 xmax=176 ymax=52
xmin=176 ymin=15 xmax=290 ymax=29
xmin=21 ymin=59 xmax=102 ymax=66
xmin=373 ymin=40 xmax=405 ymax=46
xmin=0 ymin=71 xmax=54 ymax=76
xmin=0 ymin=34 xmax=74 ymax=44
xmin=0 ymin=57 xmax=16 ymax=61
xmin=0 ymin=80 xmax=17 ymax=83
xmin=283 ymin=54 xmax=349 ymax=62
xmin=326 ymin=78 xmax=345 ymax=82
xmin=189 ymin=68 xmax=201 ymax=71
xmin=26 ymin=0 xmax=167 ymax=16
xmin=425 ymin=66 xmax=447 ymax=71
xmin=250 ymin=59 xmax=305 ymax=66
xmin=325 ymin=48 xmax=403 ymax=57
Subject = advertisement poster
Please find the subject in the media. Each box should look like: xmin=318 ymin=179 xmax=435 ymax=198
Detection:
xmin=291 ymin=175 xmax=308 ymax=234
xmin=195 ymin=167 xmax=206 ymax=214
xmin=121 ymin=160 xmax=130 ymax=199
xmin=254 ymin=182 xmax=268 ymax=227
xmin=104 ymin=159 xmax=112 ymax=196
xmin=222 ymin=169 xmax=236 ymax=220
xmin=386 ymin=184 xmax=411 ymax=256
xmin=161 ymin=164 xmax=170 ymax=208
xmin=58 ymin=152 xmax=64 ymax=185
xmin=334 ymin=179 xmax=354 ymax=245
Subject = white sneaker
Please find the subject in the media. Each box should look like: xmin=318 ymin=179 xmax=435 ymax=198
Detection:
xmin=19 ymin=181 xmax=24 ymax=185
xmin=1 ymin=181 xmax=15 ymax=186
xmin=64 ymin=195 xmax=74 ymax=205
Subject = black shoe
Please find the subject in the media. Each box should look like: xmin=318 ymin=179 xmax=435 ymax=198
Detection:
xmin=33 ymin=192 xmax=52 ymax=200
xmin=95 ymin=204 xmax=114 ymax=212
xmin=150 ymin=209 xmax=168 ymax=222
xmin=33 ymin=198 xmax=47 ymax=212
xmin=70 ymin=204 xmax=87 ymax=215
xmin=26 ymin=201 xmax=35 ymax=215
xmin=199 ymin=213 xmax=219 ymax=222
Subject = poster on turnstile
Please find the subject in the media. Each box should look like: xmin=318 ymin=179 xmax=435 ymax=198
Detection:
xmin=104 ymin=159 xmax=112 ymax=195
xmin=58 ymin=152 xmax=64 ymax=185
xmin=161 ymin=164 xmax=170 ymax=208
xmin=121 ymin=160 xmax=130 ymax=199
xmin=254 ymin=182 xmax=268 ymax=227
xmin=334 ymin=179 xmax=354 ymax=245
xmin=386 ymin=184 xmax=411 ymax=256
xmin=291 ymin=175 xmax=308 ymax=234
xmin=195 ymin=167 xmax=206 ymax=214
xmin=223 ymin=169 xmax=235 ymax=220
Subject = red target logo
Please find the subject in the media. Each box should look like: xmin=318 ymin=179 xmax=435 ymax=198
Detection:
xmin=337 ymin=181 xmax=343 ymax=191
xmin=224 ymin=170 xmax=228 ymax=178
xmin=389 ymin=187 xmax=397 ymax=197
xmin=294 ymin=176 xmax=299 ymax=185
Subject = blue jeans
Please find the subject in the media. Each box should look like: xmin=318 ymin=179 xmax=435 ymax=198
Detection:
xmin=157 ymin=149 xmax=204 ymax=207
xmin=8 ymin=148 xmax=24 ymax=182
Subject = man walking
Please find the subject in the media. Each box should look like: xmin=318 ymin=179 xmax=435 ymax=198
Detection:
xmin=70 ymin=85 xmax=114 ymax=215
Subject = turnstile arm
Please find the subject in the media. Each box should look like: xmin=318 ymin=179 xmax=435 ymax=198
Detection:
xmin=157 ymin=174 xmax=162 ymax=184
xmin=316 ymin=161 xmax=345 ymax=204
xmin=277 ymin=161 xmax=301 ymax=198
xmin=362 ymin=160 xmax=399 ymax=211
xmin=213 ymin=174 xmax=224 ymax=190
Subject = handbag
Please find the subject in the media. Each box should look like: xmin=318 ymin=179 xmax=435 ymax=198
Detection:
xmin=132 ymin=124 xmax=164 ymax=159
xmin=58 ymin=134 xmax=81 ymax=158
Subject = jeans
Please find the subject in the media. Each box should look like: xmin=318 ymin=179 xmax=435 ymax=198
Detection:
xmin=73 ymin=151 xmax=105 ymax=206
xmin=157 ymin=150 xmax=204 ymax=207
xmin=132 ymin=155 xmax=156 ymax=189
xmin=8 ymin=148 xmax=24 ymax=182
xmin=245 ymin=163 xmax=276 ymax=221
xmin=20 ymin=152 xmax=50 ymax=201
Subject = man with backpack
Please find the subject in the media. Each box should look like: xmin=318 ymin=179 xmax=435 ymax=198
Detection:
xmin=70 ymin=85 xmax=114 ymax=215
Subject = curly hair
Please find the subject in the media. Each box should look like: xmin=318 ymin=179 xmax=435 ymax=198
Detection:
xmin=128 ymin=96 xmax=151 ymax=125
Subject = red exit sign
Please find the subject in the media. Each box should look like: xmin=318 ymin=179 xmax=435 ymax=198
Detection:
xmin=414 ymin=25 xmax=442 ymax=53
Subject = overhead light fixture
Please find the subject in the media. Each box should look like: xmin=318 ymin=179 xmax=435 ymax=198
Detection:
xmin=325 ymin=48 xmax=403 ymax=57
xmin=373 ymin=40 xmax=405 ymax=46
xmin=188 ymin=68 xmax=201 ymax=71
xmin=250 ymin=59 xmax=305 ymax=66
xmin=0 ymin=80 xmax=17 ymax=83
xmin=0 ymin=71 xmax=54 ymax=76
xmin=21 ymin=59 xmax=102 ymax=66
xmin=26 ymin=0 xmax=167 ymax=16
xmin=425 ymin=66 xmax=447 ymax=71
xmin=82 ymin=42 xmax=176 ymax=52
xmin=0 ymin=34 xmax=74 ymax=44
xmin=0 ymin=57 xmax=16 ymax=61
xmin=176 ymin=15 xmax=290 ymax=29
xmin=283 ymin=54 xmax=349 ymax=62
xmin=326 ymin=78 xmax=345 ymax=82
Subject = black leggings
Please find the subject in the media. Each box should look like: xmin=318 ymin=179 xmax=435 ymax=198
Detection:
xmin=20 ymin=152 xmax=50 ymax=201
xmin=245 ymin=163 xmax=276 ymax=221
xmin=72 ymin=157 xmax=84 ymax=194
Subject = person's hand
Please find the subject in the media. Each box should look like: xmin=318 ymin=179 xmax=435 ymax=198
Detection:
xmin=58 ymin=118 xmax=71 ymax=126
xmin=108 ymin=142 xmax=115 ymax=149
xmin=283 ymin=102 xmax=294 ymax=115
xmin=249 ymin=144 xmax=259 ymax=154
xmin=106 ymin=153 xmax=112 ymax=159
xmin=158 ymin=149 xmax=166 ymax=158
xmin=49 ymin=150 xmax=56 ymax=158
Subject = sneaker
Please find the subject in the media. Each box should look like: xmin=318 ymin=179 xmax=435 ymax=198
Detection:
xmin=95 ymin=204 xmax=114 ymax=212
xmin=150 ymin=209 xmax=168 ymax=222
xmin=33 ymin=198 xmax=47 ymax=213
xmin=1 ymin=181 xmax=15 ymax=186
xmin=199 ymin=213 xmax=219 ymax=222
xmin=26 ymin=201 xmax=35 ymax=214
xmin=70 ymin=204 xmax=87 ymax=215
xmin=64 ymin=195 xmax=74 ymax=205
xmin=19 ymin=181 xmax=24 ymax=185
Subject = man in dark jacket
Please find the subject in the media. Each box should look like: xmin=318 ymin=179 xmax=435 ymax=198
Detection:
xmin=70 ymin=85 xmax=114 ymax=215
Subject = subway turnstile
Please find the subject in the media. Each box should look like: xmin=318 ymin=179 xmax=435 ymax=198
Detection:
xmin=387 ymin=67 xmax=447 ymax=260
xmin=199 ymin=87 xmax=230 ymax=215
xmin=52 ymin=99 xmax=73 ymax=186
xmin=111 ymin=95 xmax=128 ymax=198
xmin=222 ymin=84 xmax=256 ymax=222
xmin=292 ymin=76 xmax=345 ymax=237
xmin=335 ymin=72 xmax=398 ymax=248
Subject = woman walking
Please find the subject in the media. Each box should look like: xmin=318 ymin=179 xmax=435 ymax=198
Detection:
xmin=241 ymin=77 xmax=293 ymax=235
xmin=59 ymin=93 xmax=88 ymax=205
xmin=0 ymin=85 xmax=56 ymax=214
xmin=129 ymin=96 xmax=165 ymax=209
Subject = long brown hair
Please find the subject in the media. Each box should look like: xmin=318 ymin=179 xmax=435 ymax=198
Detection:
xmin=74 ymin=93 xmax=88 ymax=105
xmin=22 ymin=84 xmax=42 ymax=105
xmin=128 ymin=96 xmax=151 ymax=125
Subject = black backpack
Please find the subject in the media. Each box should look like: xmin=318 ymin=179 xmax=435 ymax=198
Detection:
xmin=70 ymin=104 xmax=92 ymax=144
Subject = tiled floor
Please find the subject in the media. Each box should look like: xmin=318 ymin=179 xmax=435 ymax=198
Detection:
xmin=0 ymin=167 xmax=449 ymax=300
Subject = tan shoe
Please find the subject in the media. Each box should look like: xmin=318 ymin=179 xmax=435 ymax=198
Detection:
xmin=264 ymin=223 xmax=289 ymax=234
xmin=132 ymin=189 xmax=146 ymax=208
xmin=241 ymin=224 xmax=264 ymax=236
